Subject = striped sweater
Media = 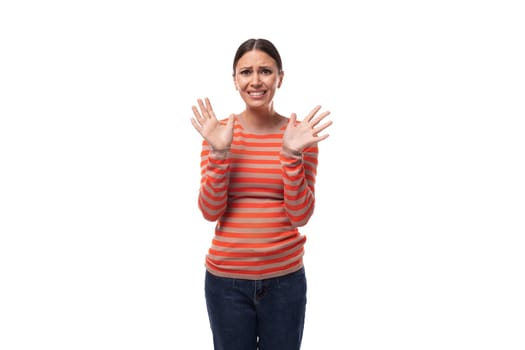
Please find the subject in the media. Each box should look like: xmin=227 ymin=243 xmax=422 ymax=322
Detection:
xmin=198 ymin=115 xmax=319 ymax=280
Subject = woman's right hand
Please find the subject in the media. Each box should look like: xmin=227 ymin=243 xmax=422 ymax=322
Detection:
xmin=190 ymin=98 xmax=234 ymax=151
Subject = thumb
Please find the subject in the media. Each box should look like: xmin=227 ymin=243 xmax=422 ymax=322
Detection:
xmin=226 ymin=114 xmax=235 ymax=128
xmin=289 ymin=113 xmax=297 ymax=125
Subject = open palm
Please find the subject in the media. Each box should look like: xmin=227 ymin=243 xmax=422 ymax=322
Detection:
xmin=283 ymin=105 xmax=333 ymax=153
xmin=190 ymin=98 xmax=234 ymax=151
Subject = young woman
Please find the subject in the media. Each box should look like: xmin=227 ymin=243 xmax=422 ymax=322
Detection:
xmin=190 ymin=38 xmax=332 ymax=350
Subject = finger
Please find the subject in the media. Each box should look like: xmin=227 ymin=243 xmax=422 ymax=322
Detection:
xmin=226 ymin=113 xmax=235 ymax=128
xmin=197 ymin=98 xmax=210 ymax=119
xmin=205 ymin=98 xmax=213 ymax=111
xmin=192 ymin=105 xmax=205 ymax=123
xmin=289 ymin=113 xmax=297 ymax=125
xmin=205 ymin=98 xmax=217 ymax=120
xmin=315 ymin=133 xmax=330 ymax=142
xmin=313 ymin=120 xmax=333 ymax=135
xmin=306 ymin=105 xmax=322 ymax=123
xmin=190 ymin=117 xmax=203 ymax=133
xmin=310 ymin=110 xmax=331 ymax=127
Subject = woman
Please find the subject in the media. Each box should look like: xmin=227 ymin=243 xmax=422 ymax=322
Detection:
xmin=190 ymin=38 xmax=332 ymax=350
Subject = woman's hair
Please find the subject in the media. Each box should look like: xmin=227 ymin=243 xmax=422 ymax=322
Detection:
xmin=232 ymin=38 xmax=283 ymax=76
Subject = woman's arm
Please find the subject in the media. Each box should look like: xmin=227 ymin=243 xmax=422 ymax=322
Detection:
xmin=197 ymin=141 xmax=231 ymax=221
xmin=280 ymin=145 xmax=319 ymax=227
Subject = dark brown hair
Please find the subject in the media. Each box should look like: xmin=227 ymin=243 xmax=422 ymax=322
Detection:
xmin=232 ymin=38 xmax=283 ymax=76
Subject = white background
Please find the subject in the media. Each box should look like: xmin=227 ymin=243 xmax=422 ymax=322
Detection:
xmin=1 ymin=0 xmax=524 ymax=349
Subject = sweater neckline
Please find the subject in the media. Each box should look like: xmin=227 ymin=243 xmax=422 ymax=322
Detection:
xmin=235 ymin=113 xmax=288 ymax=134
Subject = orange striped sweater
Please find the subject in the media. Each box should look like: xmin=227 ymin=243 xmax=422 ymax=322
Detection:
xmin=198 ymin=116 xmax=319 ymax=280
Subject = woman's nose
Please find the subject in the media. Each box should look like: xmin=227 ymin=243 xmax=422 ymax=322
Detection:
xmin=250 ymin=73 xmax=262 ymax=85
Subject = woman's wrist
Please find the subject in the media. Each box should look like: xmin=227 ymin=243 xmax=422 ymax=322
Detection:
xmin=210 ymin=147 xmax=230 ymax=158
xmin=281 ymin=144 xmax=302 ymax=156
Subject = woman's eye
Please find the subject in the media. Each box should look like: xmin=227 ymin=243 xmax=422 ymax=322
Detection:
xmin=261 ymin=69 xmax=272 ymax=75
xmin=240 ymin=70 xmax=251 ymax=75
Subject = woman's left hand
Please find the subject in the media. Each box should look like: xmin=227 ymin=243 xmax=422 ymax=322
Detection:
xmin=282 ymin=105 xmax=333 ymax=153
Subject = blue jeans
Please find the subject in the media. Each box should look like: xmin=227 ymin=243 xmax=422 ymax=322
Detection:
xmin=205 ymin=268 xmax=307 ymax=350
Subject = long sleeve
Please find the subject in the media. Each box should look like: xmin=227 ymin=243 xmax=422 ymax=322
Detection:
xmin=280 ymin=144 xmax=318 ymax=227
xmin=198 ymin=141 xmax=231 ymax=221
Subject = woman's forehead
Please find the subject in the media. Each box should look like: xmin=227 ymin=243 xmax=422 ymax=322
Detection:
xmin=236 ymin=50 xmax=276 ymax=68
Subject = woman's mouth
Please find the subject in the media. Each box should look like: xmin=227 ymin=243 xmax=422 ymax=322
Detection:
xmin=248 ymin=91 xmax=266 ymax=97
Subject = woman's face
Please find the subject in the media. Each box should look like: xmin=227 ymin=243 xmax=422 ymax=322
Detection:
xmin=233 ymin=49 xmax=283 ymax=109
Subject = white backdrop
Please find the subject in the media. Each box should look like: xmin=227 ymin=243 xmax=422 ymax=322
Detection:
xmin=1 ymin=0 xmax=524 ymax=349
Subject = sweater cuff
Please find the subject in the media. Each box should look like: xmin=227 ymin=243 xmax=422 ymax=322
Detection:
xmin=209 ymin=148 xmax=230 ymax=160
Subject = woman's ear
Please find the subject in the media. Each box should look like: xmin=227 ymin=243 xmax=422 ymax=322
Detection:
xmin=277 ymin=71 xmax=284 ymax=88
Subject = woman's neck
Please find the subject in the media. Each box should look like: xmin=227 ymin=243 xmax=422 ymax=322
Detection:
xmin=241 ymin=107 xmax=283 ymax=132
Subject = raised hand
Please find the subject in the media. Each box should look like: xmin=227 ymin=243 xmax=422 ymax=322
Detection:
xmin=190 ymin=98 xmax=234 ymax=151
xmin=282 ymin=105 xmax=333 ymax=153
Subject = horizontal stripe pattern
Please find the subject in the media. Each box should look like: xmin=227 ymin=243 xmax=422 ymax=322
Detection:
xmin=197 ymin=116 xmax=319 ymax=280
